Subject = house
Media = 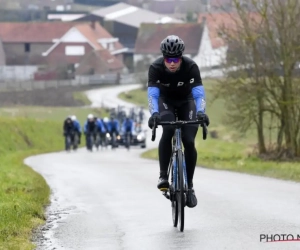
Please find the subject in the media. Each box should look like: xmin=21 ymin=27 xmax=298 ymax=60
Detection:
xmin=47 ymin=12 xmax=87 ymax=22
xmin=134 ymin=21 xmax=217 ymax=70
xmin=42 ymin=22 xmax=127 ymax=74
xmin=0 ymin=22 xmax=126 ymax=75
xmin=72 ymin=2 xmax=183 ymax=71
xmin=148 ymin=0 xmax=203 ymax=14
xmin=198 ymin=12 xmax=262 ymax=67
xmin=18 ymin=0 xmax=74 ymax=10
xmin=0 ymin=39 xmax=5 ymax=65
xmin=0 ymin=22 xmax=75 ymax=65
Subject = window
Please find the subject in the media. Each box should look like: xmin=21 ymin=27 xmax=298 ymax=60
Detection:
xmin=65 ymin=46 xmax=85 ymax=56
xmin=24 ymin=43 xmax=30 ymax=52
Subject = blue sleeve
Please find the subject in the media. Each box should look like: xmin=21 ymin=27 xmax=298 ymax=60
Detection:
xmin=107 ymin=122 xmax=111 ymax=132
xmin=147 ymin=87 xmax=160 ymax=115
xmin=76 ymin=121 xmax=81 ymax=132
xmin=100 ymin=121 xmax=106 ymax=133
xmin=96 ymin=120 xmax=101 ymax=130
xmin=192 ymin=86 xmax=206 ymax=113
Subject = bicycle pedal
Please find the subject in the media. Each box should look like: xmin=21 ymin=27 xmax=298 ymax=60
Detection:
xmin=162 ymin=191 xmax=170 ymax=200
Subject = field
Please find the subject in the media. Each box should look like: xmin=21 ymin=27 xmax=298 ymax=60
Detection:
xmin=0 ymin=106 xmax=106 ymax=123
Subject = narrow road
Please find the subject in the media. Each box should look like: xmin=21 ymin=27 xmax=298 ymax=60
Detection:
xmin=26 ymin=84 xmax=300 ymax=250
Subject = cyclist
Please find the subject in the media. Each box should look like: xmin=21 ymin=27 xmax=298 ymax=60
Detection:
xmin=110 ymin=108 xmax=116 ymax=119
xmin=95 ymin=116 xmax=107 ymax=147
xmin=63 ymin=116 xmax=75 ymax=150
xmin=84 ymin=114 xmax=97 ymax=151
xmin=138 ymin=106 xmax=145 ymax=123
xmin=122 ymin=116 xmax=134 ymax=147
xmin=147 ymin=35 xmax=210 ymax=208
xmin=95 ymin=116 xmax=106 ymax=134
xmin=106 ymin=116 xmax=119 ymax=147
xmin=71 ymin=115 xmax=81 ymax=145
xmin=102 ymin=117 xmax=110 ymax=132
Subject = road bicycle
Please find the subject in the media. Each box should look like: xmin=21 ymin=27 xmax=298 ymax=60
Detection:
xmin=152 ymin=114 xmax=207 ymax=232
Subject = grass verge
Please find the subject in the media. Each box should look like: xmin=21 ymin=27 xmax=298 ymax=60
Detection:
xmin=0 ymin=117 xmax=63 ymax=249
xmin=142 ymin=137 xmax=300 ymax=182
xmin=72 ymin=91 xmax=92 ymax=106
xmin=0 ymin=106 xmax=107 ymax=123
xmin=118 ymin=88 xmax=148 ymax=108
xmin=120 ymin=83 xmax=300 ymax=182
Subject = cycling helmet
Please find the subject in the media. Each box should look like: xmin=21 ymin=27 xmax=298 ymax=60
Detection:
xmin=160 ymin=35 xmax=185 ymax=57
xmin=103 ymin=117 xmax=109 ymax=123
xmin=71 ymin=115 xmax=76 ymax=121
xmin=87 ymin=114 xmax=94 ymax=120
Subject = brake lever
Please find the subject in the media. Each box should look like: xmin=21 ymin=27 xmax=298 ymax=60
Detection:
xmin=151 ymin=120 xmax=157 ymax=141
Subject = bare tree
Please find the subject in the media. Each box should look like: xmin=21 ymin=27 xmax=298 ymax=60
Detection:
xmin=214 ymin=0 xmax=300 ymax=159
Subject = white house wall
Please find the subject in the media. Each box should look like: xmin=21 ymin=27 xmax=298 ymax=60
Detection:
xmin=193 ymin=24 xmax=227 ymax=69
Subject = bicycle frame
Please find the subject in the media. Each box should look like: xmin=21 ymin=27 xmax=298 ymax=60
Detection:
xmin=168 ymin=127 xmax=188 ymax=193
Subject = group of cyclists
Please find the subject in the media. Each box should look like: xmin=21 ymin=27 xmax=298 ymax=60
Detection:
xmin=62 ymin=106 xmax=145 ymax=152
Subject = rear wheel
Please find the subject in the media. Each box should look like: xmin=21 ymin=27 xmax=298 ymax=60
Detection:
xmin=177 ymin=152 xmax=185 ymax=232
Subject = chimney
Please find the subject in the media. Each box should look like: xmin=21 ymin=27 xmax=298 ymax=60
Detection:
xmin=90 ymin=20 xmax=96 ymax=30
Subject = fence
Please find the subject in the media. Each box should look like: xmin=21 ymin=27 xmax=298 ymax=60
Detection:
xmin=0 ymin=72 xmax=145 ymax=91
xmin=0 ymin=66 xmax=38 ymax=81
xmin=0 ymin=68 xmax=224 ymax=91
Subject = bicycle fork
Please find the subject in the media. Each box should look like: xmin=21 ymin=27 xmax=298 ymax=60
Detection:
xmin=162 ymin=151 xmax=177 ymax=200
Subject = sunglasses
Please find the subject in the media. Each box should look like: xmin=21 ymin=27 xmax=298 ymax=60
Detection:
xmin=164 ymin=57 xmax=181 ymax=63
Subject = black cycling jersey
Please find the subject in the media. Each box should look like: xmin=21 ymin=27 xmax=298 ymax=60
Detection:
xmin=148 ymin=56 xmax=202 ymax=100
xmin=86 ymin=121 xmax=97 ymax=134
xmin=63 ymin=119 xmax=75 ymax=134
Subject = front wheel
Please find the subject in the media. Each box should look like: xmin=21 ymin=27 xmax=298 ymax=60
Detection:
xmin=177 ymin=152 xmax=185 ymax=232
xmin=126 ymin=133 xmax=131 ymax=150
xmin=170 ymin=185 xmax=178 ymax=227
xmin=73 ymin=134 xmax=79 ymax=151
xmin=65 ymin=135 xmax=71 ymax=151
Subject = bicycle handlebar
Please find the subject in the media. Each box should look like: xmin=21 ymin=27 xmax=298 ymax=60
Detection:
xmin=151 ymin=120 xmax=207 ymax=141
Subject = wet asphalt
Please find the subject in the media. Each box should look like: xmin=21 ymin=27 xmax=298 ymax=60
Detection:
xmin=25 ymin=84 xmax=300 ymax=250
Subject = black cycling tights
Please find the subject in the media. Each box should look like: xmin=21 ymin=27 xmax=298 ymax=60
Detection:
xmin=159 ymin=125 xmax=198 ymax=187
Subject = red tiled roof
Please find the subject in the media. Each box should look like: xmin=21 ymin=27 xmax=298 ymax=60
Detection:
xmin=0 ymin=22 xmax=75 ymax=43
xmin=198 ymin=12 xmax=262 ymax=49
xmin=135 ymin=23 xmax=204 ymax=55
